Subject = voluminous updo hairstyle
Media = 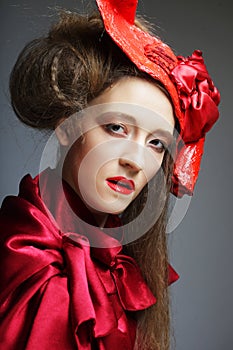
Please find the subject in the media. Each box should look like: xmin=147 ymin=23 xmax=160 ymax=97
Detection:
xmin=10 ymin=10 xmax=152 ymax=130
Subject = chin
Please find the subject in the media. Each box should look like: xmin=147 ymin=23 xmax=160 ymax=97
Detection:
xmin=105 ymin=203 xmax=131 ymax=215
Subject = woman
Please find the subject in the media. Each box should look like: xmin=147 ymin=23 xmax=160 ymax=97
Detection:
xmin=0 ymin=0 xmax=220 ymax=349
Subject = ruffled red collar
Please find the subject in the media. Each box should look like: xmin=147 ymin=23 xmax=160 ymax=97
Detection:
xmin=0 ymin=168 xmax=178 ymax=349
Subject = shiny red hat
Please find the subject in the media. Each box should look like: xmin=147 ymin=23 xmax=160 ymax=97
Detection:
xmin=96 ymin=0 xmax=220 ymax=197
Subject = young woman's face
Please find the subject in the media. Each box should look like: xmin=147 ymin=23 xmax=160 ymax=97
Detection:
xmin=60 ymin=77 xmax=175 ymax=221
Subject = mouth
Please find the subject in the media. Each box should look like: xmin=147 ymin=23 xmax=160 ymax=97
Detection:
xmin=106 ymin=176 xmax=135 ymax=195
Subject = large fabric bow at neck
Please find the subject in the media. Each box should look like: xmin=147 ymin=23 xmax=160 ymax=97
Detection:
xmin=0 ymin=173 xmax=158 ymax=349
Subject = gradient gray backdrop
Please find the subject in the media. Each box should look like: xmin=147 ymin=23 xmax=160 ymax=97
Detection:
xmin=1 ymin=1 xmax=232 ymax=349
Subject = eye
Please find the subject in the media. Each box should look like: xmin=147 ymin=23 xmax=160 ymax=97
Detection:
xmin=149 ymin=139 xmax=167 ymax=153
xmin=104 ymin=123 xmax=127 ymax=135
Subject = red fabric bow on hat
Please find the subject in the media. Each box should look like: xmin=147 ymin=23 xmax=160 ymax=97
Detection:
xmin=96 ymin=0 xmax=220 ymax=197
xmin=170 ymin=50 xmax=220 ymax=196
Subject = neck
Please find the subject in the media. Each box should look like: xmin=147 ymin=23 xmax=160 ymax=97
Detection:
xmin=85 ymin=206 xmax=109 ymax=228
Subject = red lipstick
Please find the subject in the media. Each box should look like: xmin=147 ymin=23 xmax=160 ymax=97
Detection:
xmin=106 ymin=176 xmax=135 ymax=195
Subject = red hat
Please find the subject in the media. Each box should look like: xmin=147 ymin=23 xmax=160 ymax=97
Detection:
xmin=96 ymin=0 xmax=220 ymax=197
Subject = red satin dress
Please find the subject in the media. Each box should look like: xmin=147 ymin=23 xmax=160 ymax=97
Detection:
xmin=0 ymin=168 xmax=178 ymax=349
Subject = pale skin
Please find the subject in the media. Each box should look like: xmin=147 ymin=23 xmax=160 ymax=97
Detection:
xmin=56 ymin=77 xmax=175 ymax=227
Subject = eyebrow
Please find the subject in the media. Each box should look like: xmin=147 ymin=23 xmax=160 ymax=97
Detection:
xmin=96 ymin=112 xmax=136 ymax=125
xmin=96 ymin=112 xmax=174 ymax=143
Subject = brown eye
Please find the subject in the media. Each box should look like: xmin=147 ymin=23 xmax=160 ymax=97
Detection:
xmin=149 ymin=139 xmax=167 ymax=153
xmin=105 ymin=123 xmax=126 ymax=135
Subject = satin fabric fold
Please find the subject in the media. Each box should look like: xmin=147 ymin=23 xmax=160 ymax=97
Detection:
xmin=1 ymin=169 xmax=178 ymax=349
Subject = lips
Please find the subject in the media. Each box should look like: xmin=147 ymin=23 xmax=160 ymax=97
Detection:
xmin=106 ymin=176 xmax=135 ymax=195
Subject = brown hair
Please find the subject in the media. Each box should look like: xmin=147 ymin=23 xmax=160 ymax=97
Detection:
xmin=10 ymin=10 xmax=175 ymax=350
xmin=10 ymin=11 xmax=153 ymax=129
xmin=123 ymin=152 xmax=173 ymax=350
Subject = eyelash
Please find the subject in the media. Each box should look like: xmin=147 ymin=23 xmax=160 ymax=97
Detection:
xmin=104 ymin=123 xmax=168 ymax=153
xmin=149 ymin=139 xmax=167 ymax=153
xmin=104 ymin=123 xmax=127 ymax=135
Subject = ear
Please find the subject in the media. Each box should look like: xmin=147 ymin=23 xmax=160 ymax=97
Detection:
xmin=55 ymin=118 xmax=70 ymax=146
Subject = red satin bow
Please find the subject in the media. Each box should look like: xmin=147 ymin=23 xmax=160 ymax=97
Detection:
xmin=0 ymin=173 xmax=157 ymax=349
xmin=170 ymin=50 xmax=220 ymax=196
xmin=171 ymin=50 xmax=220 ymax=143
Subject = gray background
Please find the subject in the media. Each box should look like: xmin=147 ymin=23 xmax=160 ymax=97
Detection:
xmin=0 ymin=0 xmax=232 ymax=349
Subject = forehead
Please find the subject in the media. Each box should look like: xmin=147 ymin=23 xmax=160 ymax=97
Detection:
xmin=88 ymin=77 xmax=175 ymax=130
xmin=80 ymin=103 xmax=175 ymax=136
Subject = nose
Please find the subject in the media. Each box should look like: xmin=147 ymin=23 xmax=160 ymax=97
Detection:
xmin=119 ymin=156 xmax=142 ymax=172
xmin=119 ymin=143 xmax=145 ymax=172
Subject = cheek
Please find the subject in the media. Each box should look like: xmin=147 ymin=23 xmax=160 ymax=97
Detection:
xmin=68 ymin=137 xmax=98 ymax=173
xmin=77 ymin=139 xmax=121 ymax=179
xmin=76 ymin=144 xmax=112 ymax=199
xmin=144 ymin=154 xmax=164 ymax=182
